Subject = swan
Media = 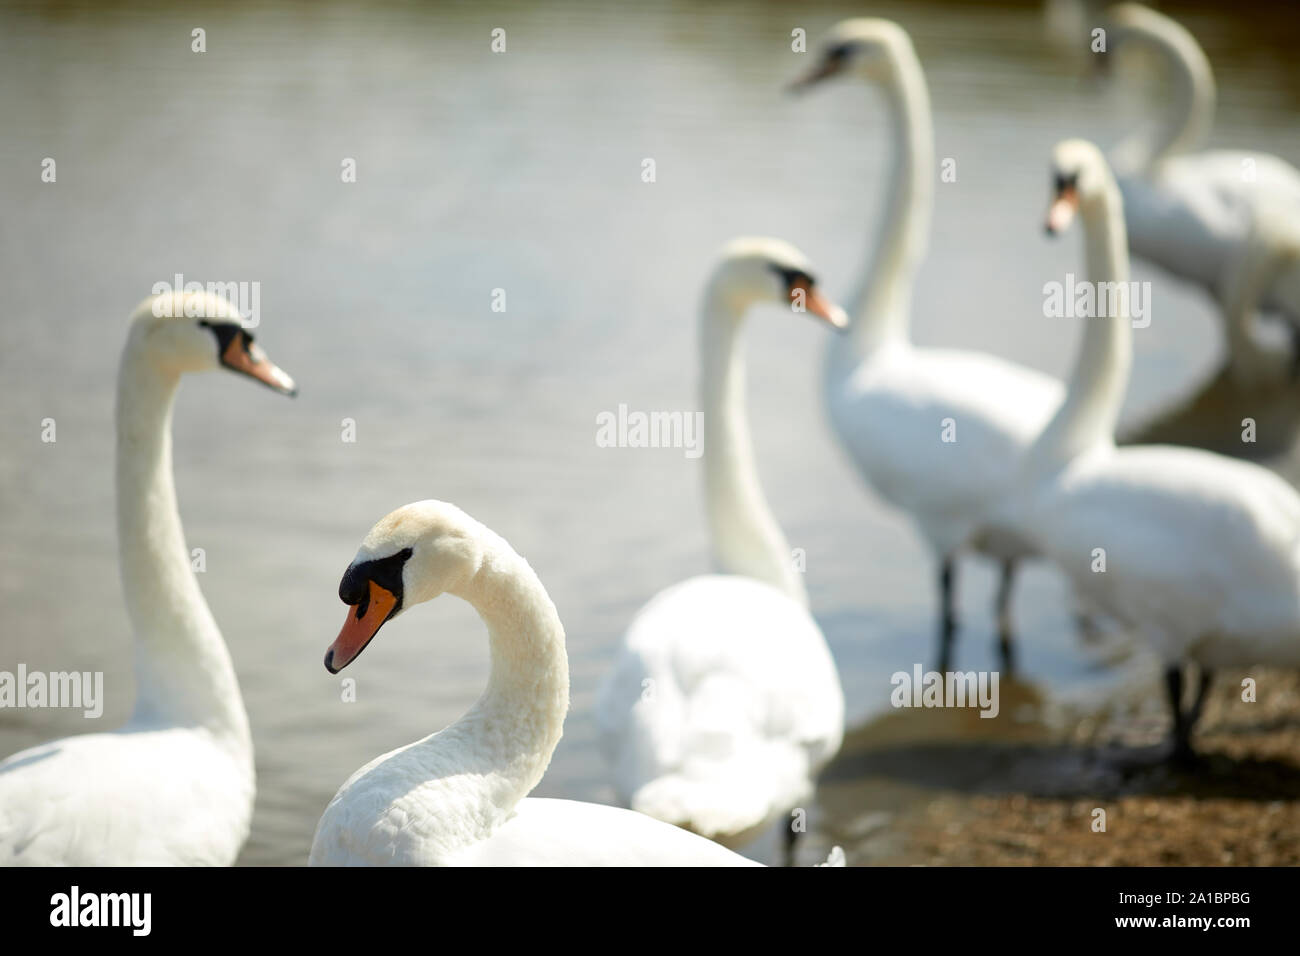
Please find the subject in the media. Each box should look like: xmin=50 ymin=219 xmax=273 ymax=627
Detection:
xmin=1102 ymin=3 xmax=1300 ymax=385
xmin=792 ymin=19 xmax=1066 ymax=672
xmin=593 ymin=238 xmax=846 ymax=865
xmin=0 ymin=291 xmax=296 ymax=865
xmin=308 ymin=500 xmax=766 ymax=866
xmin=1006 ymin=138 xmax=1300 ymax=760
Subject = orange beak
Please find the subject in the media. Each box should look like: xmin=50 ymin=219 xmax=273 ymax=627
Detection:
xmin=788 ymin=58 xmax=842 ymax=93
xmin=791 ymin=278 xmax=849 ymax=329
xmin=221 ymin=335 xmax=297 ymax=396
xmin=1045 ymin=187 xmax=1079 ymax=236
xmin=325 ymin=580 xmax=398 ymax=674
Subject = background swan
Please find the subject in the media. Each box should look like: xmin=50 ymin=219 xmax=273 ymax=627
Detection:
xmin=1005 ymin=139 xmax=1300 ymax=759
xmin=309 ymin=501 xmax=764 ymax=866
xmin=0 ymin=292 xmax=296 ymax=865
xmin=594 ymin=238 xmax=846 ymax=865
xmin=793 ymin=19 xmax=1065 ymax=672
xmin=1103 ymin=3 xmax=1300 ymax=385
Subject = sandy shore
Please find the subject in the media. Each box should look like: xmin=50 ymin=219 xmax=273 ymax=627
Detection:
xmin=817 ymin=667 xmax=1300 ymax=866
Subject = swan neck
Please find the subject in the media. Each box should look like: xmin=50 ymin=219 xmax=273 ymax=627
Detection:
xmin=698 ymin=292 xmax=807 ymax=606
xmin=439 ymin=542 xmax=570 ymax=819
xmin=1117 ymin=24 xmax=1216 ymax=169
xmin=116 ymin=342 xmax=250 ymax=751
xmin=1031 ymin=184 xmax=1132 ymax=472
xmin=846 ymin=47 xmax=935 ymax=356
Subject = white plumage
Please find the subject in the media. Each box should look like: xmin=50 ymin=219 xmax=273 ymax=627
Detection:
xmin=826 ymin=341 xmax=1059 ymax=562
xmin=309 ymin=500 xmax=763 ymax=866
xmin=594 ymin=238 xmax=845 ymax=859
xmin=1105 ymin=3 xmax=1300 ymax=384
xmin=0 ymin=729 xmax=254 ymax=866
xmin=797 ymin=19 xmax=1066 ymax=667
xmin=1006 ymin=138 xmax=1300 ymax=756
xmin=596 ymin=576 xmax=842 ymax=846
xmin=1022 ymin=445 xmax=1300 ymax=670
xmin=0 ymin=292 xmax=295 ymax=865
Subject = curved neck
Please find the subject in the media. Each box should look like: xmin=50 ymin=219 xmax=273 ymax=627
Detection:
xmin=116 ymin=341 xmax=250 ymax=753
xmin=1029 ymin=180 xmax=1132 ymax=473
xmin=699 ymin=290 xmax=807 ymax=606
xmin=1113 ymin=23 xmax=1216 ymax=171
xmin=411 ymin=537 xmax=569 ymax=833
xmin=846 ymin=44 xmax=935 ymax=357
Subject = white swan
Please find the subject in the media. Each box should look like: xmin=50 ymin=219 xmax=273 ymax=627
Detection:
xmin=793 ymin=20 xmax=1066 ymax=671
xmin=0 ymin=291 xmax=296 ymax=865
xmin=1007 ymin=138 xmax=1300 ymax=759
xmin=594 ymin=238 xmax=846 ymax=864
xmin=308 ymin=501 xmax=764 ymax=866
xmin=1103 ymin=3 xmax=1300 ymax=385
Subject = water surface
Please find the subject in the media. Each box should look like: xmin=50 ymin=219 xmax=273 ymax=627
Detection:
xmin=2 ymin=0 xmax=1298 ymax=864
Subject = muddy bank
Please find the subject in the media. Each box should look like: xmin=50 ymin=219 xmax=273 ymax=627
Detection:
xmin=817 ymin=668 xmax=1300 ymax=865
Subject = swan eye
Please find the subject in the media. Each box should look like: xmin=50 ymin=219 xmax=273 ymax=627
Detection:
xmin=1053 ymin=172 xmax=1079 ymax=194
xmin=768 ymin=264 xmax=817 ymax=296
xmin=338 ymin=547 xmax=414 ymax=608
xmin=198 ymin=320 xmax=244 ymax=358
xmin=825 ymin=42 xmax=853 ymax=63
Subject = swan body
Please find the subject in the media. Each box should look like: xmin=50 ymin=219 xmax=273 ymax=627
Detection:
xmin=796 ymin=20 xmax=1066 ymax=667
xmin=1009 ymin=138 xmax=1300 ymax=755
xmin=594 ymin=239 xmax=845 ymax=856
xmin=309 ymin=500 xmax=762 ymax=866
xmin=597 ymin=576 xmax=842 ymax=848
xmin=0 ymin=292 xmax=296 ymax=865
xmin=826 ymin=340 xmax=1059 ymax=561
xmin=0 ymin=729 xmax=255 ymax=866
xmin=1104 ymin=3 xmax=1300 ymax=381
xmin=1020 ymin=444 xmax=1300 ymax=671
xmin=1120 ymin=151 xmax=1300 ymax=299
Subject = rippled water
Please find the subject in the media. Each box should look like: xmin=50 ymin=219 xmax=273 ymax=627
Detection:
xmin=1 ymin=0 xmax=1298 ymax=865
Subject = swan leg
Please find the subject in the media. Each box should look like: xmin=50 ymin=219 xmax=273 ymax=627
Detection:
xmin=936 ymin=558 xmax=957 ymax=673
xmin=1187 ymin=668 xmax=1214 ymax=729
xmin=1288 ymin=322 xmax=1300 ymax=380
xmin=1073 ymin=607 xmax=1103 ymax=644
xmin=994 ymin=559 xmax=1017 ymax=674
xmin=1164 ymin=666 xmax=1197 ymax=763
xmin=783 ymin=818 xmax=799 ymax=868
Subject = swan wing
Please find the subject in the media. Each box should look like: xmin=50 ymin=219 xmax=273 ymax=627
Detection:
xmin=1029 ymin=446 xmax=1300 ymax=661
xmin=828 ymin=344 xmax=1062 ymax=553
xmin=1120 ymin=151 xmax=1300 ymax=292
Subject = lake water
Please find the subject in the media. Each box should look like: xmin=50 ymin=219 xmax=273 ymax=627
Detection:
xmin=2 ymin=0 xmax=1298 ymax=865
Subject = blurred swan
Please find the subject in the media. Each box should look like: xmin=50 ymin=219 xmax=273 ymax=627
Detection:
xmin=0 ymin=292 xmax=297 ymax=865
xmin=792 ymin=20 xmax=1065 ymax=672
xmin=1103 ymin=3 xmax=1300 ymax=385
xmin=594 ymin=238 xmax=845 ymax=865
xmin=1008 ymin=139 xmax=1300 ymax=760
xmin=309 ymin=501 xmax=764 ymax=866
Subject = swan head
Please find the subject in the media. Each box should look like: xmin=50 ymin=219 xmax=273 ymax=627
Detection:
xmin=708 ymin=236 xmax=847 ymax=328
xmin=1045 ymin=138 xmax=1114 ymax=235
xmin=789 ymin=18 xmax=914 ymax=90
xmin=126 ymin=291 xmax=297 ymax=395
xmin=325 ymin=500 xmax=487 ymax=673
xmin=1104 ymin=3 xmax=1196 ymax=54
